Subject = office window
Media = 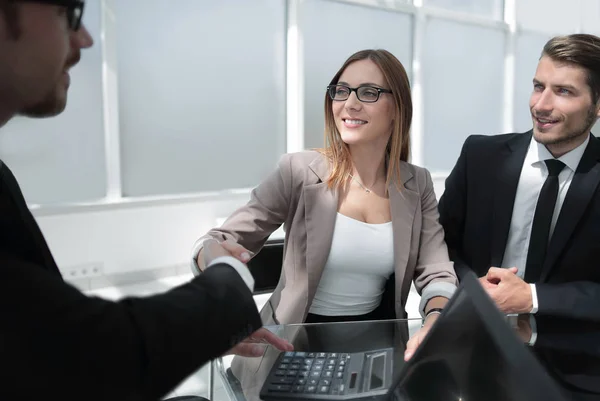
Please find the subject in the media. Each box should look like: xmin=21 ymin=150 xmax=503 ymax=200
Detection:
xmin=423 ymin=0 xmax=504 ymax=20
xmin=422 ymin=18 xmax=505 ymax=172
xmin=0 ymin=0 xmax=106 ymax=205
xmin=580 ymin=0 xmax=600 ymax=34
xmin=116 ymin=0 xmax=286 ymax=197
xmin=514 ymin=32 xmax=551 ymax=133
xmin=302 ymin=0 xmax=413 ymax=150
xmin=516 ymin=0 xmax=580 ymax=34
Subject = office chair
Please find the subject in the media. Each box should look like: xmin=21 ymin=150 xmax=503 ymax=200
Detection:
xmin=247 ymin=238 xmax=284 ymax=293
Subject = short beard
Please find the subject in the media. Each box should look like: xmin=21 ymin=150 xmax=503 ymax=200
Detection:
xmin=533 ymin=105 xmax=598 ymax=148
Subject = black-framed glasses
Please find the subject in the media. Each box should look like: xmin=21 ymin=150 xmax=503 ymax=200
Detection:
xmin=327 ymin=84 xmax=392 ymax=103
xmin=19 ymin=0 xmax=85 ymax=31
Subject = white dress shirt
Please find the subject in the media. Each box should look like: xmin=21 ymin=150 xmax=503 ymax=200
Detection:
xmin=501 ymin=134 xmax=589 ymax=343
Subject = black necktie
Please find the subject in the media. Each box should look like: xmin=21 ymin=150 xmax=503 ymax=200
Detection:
xmin=524 ymin=159 xmax=566 ymax=282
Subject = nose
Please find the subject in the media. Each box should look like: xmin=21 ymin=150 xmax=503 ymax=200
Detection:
xmin=532 ymin=89 xmax=553 ymax=115
xmin=344 ymin=90 xmax=362 ymax=111
xmin=72 ymin=24 xmax=94 ymax=49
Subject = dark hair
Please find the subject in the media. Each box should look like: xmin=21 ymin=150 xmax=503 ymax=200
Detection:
xmin=542 ymin=34 xmax=600 ymax=104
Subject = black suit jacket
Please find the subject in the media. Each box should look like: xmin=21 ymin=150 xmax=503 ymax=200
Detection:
xmin=0 ymin=160 xmax=262 ymax=401
xmin=532 ymin=316 xmax=600 ymax=399
xmin=439 ymin=131 xmax=600 ymax=321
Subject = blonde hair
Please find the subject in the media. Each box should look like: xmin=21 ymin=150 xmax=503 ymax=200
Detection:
xmin=318 ymin=49 xmax=412 ymax=190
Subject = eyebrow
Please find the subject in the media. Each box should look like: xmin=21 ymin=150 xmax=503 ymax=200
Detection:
xmin=533 ymin=79 xmax=579 ymax=92
xmin=338 ymin=81 xmax=385 ymax=88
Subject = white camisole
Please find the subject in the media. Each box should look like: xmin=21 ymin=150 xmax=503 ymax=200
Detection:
xmin=309 ymin=213 xmax=395 ymax=316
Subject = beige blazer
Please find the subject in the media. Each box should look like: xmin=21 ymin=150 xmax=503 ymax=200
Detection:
xmin=196 ymin=150 xmax=457 ymax=324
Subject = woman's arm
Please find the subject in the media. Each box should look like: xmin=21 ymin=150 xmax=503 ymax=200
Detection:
xmin=412 ymin=168 xmax=458 ymax=317
xmin=192 ymin=154 xmax=294 ymax=273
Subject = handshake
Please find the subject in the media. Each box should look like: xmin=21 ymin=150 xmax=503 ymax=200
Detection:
xmin=200 ymin=239 xmax=294 ymax=358
xmin=199 ymin=238 xmax=255 ymax=271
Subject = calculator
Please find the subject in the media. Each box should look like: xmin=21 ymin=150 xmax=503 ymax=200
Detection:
xmin=259 ymin=349 xmax=394 ymax=400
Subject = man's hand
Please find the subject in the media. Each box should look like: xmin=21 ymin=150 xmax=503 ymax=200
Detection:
xmin=404 ymin=313 xmax=439 ymax=361
xmin=200 ymin=239 xmax=254 ymax=270
xmin=480 ymin=267 xmax=533 ymax=314
xmin=225 ymin=328 xmax=294 ymax=357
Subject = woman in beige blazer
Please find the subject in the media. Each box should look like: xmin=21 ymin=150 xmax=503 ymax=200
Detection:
xmin=192 ymin=49 xmax=458 ymax=358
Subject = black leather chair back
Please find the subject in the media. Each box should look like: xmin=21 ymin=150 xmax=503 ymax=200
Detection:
xmin=247 ymin=238 xmax=284 ymax=293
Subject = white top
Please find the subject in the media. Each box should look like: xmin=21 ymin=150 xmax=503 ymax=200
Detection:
xmin=501 ymin=134 xmax=589 ymax=317
xmin=309 ymin=213 xmax=395 ymax=316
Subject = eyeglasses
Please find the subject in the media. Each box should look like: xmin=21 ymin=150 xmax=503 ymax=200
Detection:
xmin=19 ymin=0 xmax=85 ymax=31
xmin=327 ymin=84 xmax=392 ymax=103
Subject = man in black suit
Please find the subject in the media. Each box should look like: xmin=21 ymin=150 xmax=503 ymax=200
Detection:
xmin=0 ymin=1 xmax=290 ymax=400
xmin=439 ymin=33 xmax=600 ymax=321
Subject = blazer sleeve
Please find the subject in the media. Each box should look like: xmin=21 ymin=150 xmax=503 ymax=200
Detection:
xmin=191 ymin=154 xmax=294 ymax=268
xmin=412 ymin=167 xmax=459 ymax=310
xmin=438 ymin=136 xmax=472 ymax=279
xmin=536 ymin=281 xmax=600 ymax=321
xmin=1 ymin=251 xmax=262 ymax=401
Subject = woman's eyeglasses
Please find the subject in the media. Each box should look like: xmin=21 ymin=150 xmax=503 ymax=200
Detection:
xmin=327 ymin=84 xmax=392 ymax=103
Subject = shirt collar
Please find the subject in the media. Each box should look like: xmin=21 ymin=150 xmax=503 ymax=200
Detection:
xmin=525 ymin=133 xmax=590 ymax=172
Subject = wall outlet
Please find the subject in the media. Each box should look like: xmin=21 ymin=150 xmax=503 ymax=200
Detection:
xmin=62 ymin=263 xmax=104 ymax=279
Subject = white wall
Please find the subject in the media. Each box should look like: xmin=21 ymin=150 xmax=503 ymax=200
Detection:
xmin=34 ymin=193 xmax=252 ymax=287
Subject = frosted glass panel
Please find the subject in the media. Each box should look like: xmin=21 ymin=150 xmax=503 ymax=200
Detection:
xmin=423 ymin=0 xmax=504 ymax=19
xmin=0 ymin=0 xmax=106 ymax=205
xmin=422 ymin=18 xmax=505 ymax=171
xmin=516 ymin=0 xmax=580 ymax=35
xmin=514 ymin=32 xmax=552 ymax=133
xmin=117 ymin=0 xmax=286 ymax=197
xmin=302 ymin=0 xmax=413 ymax=150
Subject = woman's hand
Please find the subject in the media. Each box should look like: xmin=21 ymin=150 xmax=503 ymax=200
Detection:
xmin=199 ymin=239 xmax=254 ymax=271
xmin=404 ymin=313 xmax=439 ymax=361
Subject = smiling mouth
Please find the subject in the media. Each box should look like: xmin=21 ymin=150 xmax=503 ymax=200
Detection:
xmin=534 ymin=116 xmax=560 ymax=125
xmin=343 ymin=119 xmax=368 ymax=125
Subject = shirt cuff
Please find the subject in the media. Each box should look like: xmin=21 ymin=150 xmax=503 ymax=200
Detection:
xmin=530 ymin=284 xmax=539 ymax=314
xmin=418 ymin=281 xmax=458 ymax=318
xmin=206 ymin=255 xmax=255 ymax=293
xmin=528 ymin=314 xmax=538 ymax=346
xmin=190 ymin=237 xmax=206 ymax=276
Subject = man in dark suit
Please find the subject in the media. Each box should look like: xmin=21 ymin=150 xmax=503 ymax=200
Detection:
xmin=439 ymin=33 xmax=600 ymax=321
xmin=0 ymin=1 xmax=290 ymax=400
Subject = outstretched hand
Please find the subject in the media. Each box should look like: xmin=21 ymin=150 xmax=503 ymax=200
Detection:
xmin=226 ymin=328 xmax=294 ymax=357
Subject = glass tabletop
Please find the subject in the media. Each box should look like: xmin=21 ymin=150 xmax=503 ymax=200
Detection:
xmin=215 ymin=318 xmax=421 ymax=401
xmin=214 ymin=316 xmax=600 ymax=401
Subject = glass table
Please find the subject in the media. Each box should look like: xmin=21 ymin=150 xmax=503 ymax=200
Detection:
xmin=214 ymin=318 xmax=421 ymax=401
xmin=211 ymin=316 xmax=600 ymax=401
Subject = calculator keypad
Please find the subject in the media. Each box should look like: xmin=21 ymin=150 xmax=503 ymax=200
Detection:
xmin=267 ymin=351 xmax=350 ymax=395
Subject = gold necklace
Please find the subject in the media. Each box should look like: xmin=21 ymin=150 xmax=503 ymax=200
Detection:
xmin=349 ymin=174 xmax=372 ymax=193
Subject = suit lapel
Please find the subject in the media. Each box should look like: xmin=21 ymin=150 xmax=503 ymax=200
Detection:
xmin=490 ymin=132 xmax=531 ymax=267
xmin=541 ymin=135 xmax=600 ymax=281
xmin=389 ymin=165 xmax=418 ymax=295
xmin=304 ymin=157 xmax=337 ymax=302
